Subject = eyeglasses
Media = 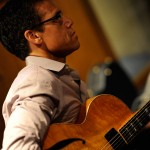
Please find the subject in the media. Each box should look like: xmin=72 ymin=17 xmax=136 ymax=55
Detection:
xmin=30 ymin=11 xmax=62 ymax=29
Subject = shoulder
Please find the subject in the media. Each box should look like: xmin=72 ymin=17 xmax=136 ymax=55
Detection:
xmin=12 ymin=65 xmax=60 ymax=91
xmin=16 ymin=65 xmax=56 ymax=82
xmin=7 ymin=65 xmax=62 ymax=99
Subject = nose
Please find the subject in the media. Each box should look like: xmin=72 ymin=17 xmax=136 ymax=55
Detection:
xmin=64 ymin=16 xmax=73 ymax=28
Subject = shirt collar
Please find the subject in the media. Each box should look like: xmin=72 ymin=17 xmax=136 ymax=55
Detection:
xmin=25 ymin=56 xmax=65 ymax=72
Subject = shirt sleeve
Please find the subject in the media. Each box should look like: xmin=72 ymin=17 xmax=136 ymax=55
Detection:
xmin=2 ymin=95 xmax=54 ymax=150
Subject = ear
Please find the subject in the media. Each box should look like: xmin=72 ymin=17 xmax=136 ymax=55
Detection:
xmin=24 ymin=30 xmax=42 ymax=44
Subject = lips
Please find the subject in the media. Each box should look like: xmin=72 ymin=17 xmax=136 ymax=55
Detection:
xmin=71 ymin=31 xmax=75 ymax=36
xmin=71 ymin=31 xmax=78 ymax=39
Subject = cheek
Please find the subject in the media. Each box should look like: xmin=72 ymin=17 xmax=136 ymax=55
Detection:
xmin=42 ymin=28 xmax=73 ymax=50
xmin=44 ymin=35 xmax=66 ymax=51
xmin=56 ymin=28 xmax=71 ymax=42
xmin=51 ymin=32 xmax=71 ymax=47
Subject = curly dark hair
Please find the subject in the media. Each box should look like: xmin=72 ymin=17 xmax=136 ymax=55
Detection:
xmin=0 ymin=0 xmax=44 ymax=60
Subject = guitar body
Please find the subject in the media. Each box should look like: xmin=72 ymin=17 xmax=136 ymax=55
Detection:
xmin=42 ymin=94 xmax=136 ymax=150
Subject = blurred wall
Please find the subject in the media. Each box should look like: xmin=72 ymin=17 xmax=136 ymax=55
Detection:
xmin=88 ymin=0 xmax=150 ymax=86
xmin=89 ymin=0 xmax=150 ymax=58
xmin=0 ymin=0 xmax=115 ymax=146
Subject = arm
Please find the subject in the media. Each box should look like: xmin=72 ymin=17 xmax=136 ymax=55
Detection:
xmin=2 ymin=95 xmax=54 ymax=150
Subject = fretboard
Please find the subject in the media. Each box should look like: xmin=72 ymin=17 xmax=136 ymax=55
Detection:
xmin=119 ymin=100 xmax=150 ymax=144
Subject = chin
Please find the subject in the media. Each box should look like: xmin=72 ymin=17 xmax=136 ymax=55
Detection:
xmin=74 ymin=42 xmax=80 ymax=50
xmin=58 ymin=48 xmax=79 ymax=57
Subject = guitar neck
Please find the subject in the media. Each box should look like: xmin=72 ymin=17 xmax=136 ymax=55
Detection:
xmin=120 ymin=101 xmax=150 ymax=144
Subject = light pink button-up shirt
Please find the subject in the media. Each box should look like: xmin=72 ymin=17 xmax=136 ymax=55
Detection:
xmin=2 ymin=56 xmax=89 ymax=150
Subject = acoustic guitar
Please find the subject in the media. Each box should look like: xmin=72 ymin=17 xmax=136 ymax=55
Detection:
xmin=42 ymin=94 xmax=150 ymax=150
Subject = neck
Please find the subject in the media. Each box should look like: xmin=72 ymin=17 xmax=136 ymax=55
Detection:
xmin=29 ymin=51 xmax=66 ymax=63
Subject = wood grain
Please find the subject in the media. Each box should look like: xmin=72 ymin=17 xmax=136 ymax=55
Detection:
xmin=42 ymin=94 xmax=134 ymax=150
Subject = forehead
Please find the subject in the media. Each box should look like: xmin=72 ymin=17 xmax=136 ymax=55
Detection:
xmin=35 ymin=0 xmax=60 ymax=19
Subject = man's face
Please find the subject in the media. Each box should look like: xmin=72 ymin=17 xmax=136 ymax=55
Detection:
xmin=35 ymin=0 xmax=80 ymax=58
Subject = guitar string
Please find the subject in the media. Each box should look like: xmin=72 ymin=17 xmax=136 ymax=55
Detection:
xmin=119 ymin=101 xmax=150 ymax=142
xmin=45 ymin=100 xmax=150 ymax=150
xmin=100 ymin=103 xmax=150 ymax=150
xmin=113 ymin=108 xmax=150 ymax=150
xmin=106 ymin=104 xmax=150 ymax=150
xmin=110 ymin=105 xmax=149 ymax=149
xmin=117 ymin=104 xmax=150 ymax=147
xmin=101 ymin=108 xmax=149 ymax=150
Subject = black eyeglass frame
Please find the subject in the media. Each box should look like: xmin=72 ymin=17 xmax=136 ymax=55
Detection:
xmin=30 ymin=11 xmax=62 ymax=30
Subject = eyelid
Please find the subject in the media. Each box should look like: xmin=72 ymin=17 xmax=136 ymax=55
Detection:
xmin=52 ymin=11 xmax=62 ymax=20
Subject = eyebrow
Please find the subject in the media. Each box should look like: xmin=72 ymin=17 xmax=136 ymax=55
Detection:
xmin=30 ymin=10 xmax=62 ymax=29
xmin=48 ymin=10 xmax=62 ymax=21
